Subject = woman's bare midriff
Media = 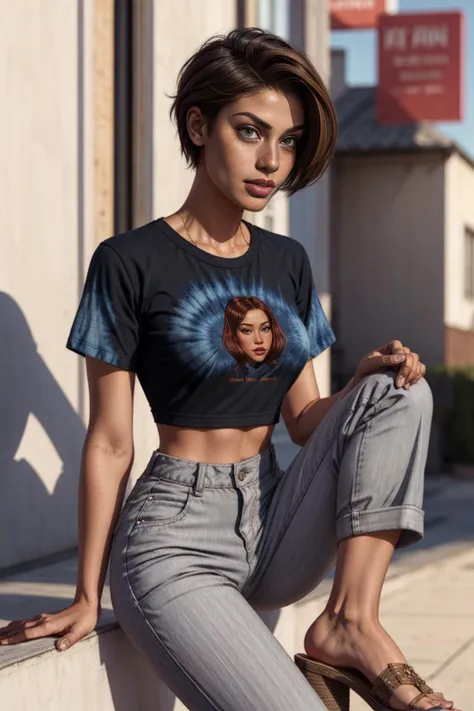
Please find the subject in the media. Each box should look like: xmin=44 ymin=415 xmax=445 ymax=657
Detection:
xmin=156 ymin=423 xmax=274 ymax=464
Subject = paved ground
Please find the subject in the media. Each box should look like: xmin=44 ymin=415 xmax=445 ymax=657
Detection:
xmin=350 ymin=546 xmax=474 ymax=711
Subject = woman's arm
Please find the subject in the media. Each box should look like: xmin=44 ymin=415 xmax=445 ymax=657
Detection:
xmin=0 ymin=357 xmax=135 ymax=651
xmin=281 ymin=361 xmax=355 ymax=448
xmin=74 ymin=357 xmax=136 ymax=607
xmin=283 ymin=340 xmax=425 ymax=448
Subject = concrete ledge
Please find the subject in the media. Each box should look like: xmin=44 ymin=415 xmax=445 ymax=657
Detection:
xmin=0 ymin=548 xmax=320 ymax=711
xmin=0 ymin=620 xmax=171 ymax=711
xmin=0 ymin=576 xmax=312 ymax=711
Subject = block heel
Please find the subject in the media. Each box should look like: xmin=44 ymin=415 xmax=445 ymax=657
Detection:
xmin=296 ymin=660 xmax=350 ymax=709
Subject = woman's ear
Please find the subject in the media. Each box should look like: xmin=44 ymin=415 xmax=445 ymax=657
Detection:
xmin=187 ymin=107 xmax=207 ymax=147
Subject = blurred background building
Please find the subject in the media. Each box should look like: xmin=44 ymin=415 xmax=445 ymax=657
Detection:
xmin=331 ymin=50 xmax=474 ymax=388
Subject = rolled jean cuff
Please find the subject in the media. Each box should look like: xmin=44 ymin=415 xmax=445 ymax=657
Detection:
xmin=337 ymin=505 xmax=425 ymax=549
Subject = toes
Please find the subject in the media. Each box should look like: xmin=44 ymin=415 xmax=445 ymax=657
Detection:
xmin=426 ymin=693 xmax=453 ymax=709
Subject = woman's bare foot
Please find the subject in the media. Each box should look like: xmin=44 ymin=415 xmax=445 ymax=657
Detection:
xmin=304 ymin=611 xmax=458 ymax=710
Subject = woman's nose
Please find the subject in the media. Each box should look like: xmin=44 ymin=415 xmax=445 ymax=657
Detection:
xmin=256 ymin=141 xmax=279 ymax=174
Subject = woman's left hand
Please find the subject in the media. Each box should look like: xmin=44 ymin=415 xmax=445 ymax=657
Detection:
xmin=354 ymin=340 xmax=426 ymax=390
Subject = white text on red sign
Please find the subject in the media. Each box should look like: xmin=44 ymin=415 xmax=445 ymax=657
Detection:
xmin=383 ymin=24 xmax=450 ymax=52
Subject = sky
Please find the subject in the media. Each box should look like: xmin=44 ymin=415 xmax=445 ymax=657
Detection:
xmin=331 ymin=0 xmax=474 ymax=156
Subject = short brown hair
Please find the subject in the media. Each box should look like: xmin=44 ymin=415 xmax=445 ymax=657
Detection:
xmin=170 ymin=27 xmax=337 ymax=195
xmin=222 ymin=296 xmax=287 ymax=368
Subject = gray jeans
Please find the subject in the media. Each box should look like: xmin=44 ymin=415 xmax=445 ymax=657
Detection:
xmin=109 ymin=372 xmax=433 ymax=711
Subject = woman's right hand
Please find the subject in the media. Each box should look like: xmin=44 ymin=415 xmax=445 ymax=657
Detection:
xmin=0 ymin=599 xmax=100 ymax=652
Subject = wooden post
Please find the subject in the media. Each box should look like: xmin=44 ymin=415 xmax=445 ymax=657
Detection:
xmin=93 ymin=0 xmax=115 ymax=243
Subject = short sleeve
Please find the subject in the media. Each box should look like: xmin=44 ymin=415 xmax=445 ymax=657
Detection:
xmin=66 ymin=243 xmax=140 ymax=371
xmin=296 ymin=246 xmax=336 ymax=359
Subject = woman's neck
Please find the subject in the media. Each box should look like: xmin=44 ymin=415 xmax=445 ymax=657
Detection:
xmin=174 ymin=169 xmax=247 ymax=248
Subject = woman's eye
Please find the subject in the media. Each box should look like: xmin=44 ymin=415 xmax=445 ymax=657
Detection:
xmin=261 ymin=326 xmax=271 ymax=333
xmin=281 ymin=136 xmax=298 ymax=150
xmin=240 ymin=328 xmax=252 ymax=335
xmin=238 ymin=126 xmax=259 ymax=141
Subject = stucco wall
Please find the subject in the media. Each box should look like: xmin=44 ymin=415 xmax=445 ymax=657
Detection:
xmin=0 ymin=0 xmax=95 ymax=569
xmin=444 ymin=152 xmax=474 ymax=336
xmin=332 ymin=152 xmax=446 ymax=381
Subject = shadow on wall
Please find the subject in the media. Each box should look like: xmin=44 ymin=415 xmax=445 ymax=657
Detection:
xmin=0 ymin=292 xmax=85 ymax=572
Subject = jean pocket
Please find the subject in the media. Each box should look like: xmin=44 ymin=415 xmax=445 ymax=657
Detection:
xmin=133 ymin=477 xmax=194 ymax=530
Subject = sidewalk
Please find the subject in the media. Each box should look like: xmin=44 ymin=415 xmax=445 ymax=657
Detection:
xmin=351 ymin=546 xmax=474 ymax=711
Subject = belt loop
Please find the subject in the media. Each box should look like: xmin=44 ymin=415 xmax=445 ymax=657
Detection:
xmin=193 ymin=463 xmax=206 ymax=497
xmin=143 ymin=450 xmax=159 ymax=478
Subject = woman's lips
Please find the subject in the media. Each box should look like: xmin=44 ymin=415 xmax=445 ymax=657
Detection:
xmin=245 ymin=183 xmax=274 ymax=198
xmin=254 ymin=348 xmax=266 ymax=355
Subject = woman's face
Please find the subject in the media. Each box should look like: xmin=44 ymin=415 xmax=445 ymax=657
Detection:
xmin=235 ymin=309 xmax=273 ymax=364
xmin=188 ymin=89 xmax=305 ymax=212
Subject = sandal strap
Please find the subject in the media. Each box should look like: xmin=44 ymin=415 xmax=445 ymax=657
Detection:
xmin=407 ymin=691 xmax=428 ymax=710
xmin=372 ymin=663 xmax=434 ymax=707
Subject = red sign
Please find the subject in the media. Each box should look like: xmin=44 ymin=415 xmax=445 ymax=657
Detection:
xmin=377 ymin=11 xmax=464 ymax=124
xmin=330 ymin=0 xmax=390 ymax=30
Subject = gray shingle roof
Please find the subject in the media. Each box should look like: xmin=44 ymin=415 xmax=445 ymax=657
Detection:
xmin=335 ymin=86 xmax=455 ymax=154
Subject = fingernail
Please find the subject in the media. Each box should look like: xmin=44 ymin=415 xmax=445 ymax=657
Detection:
xmin=58 ymin=641 xmax=67 ymax=651
xmin=397 ymin=377 xmax=405 ymax=387
xmin=394 ymin=354 xmax=405 ymax=362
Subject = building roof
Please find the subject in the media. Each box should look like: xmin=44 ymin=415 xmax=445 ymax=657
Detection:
xmin=335 ymin=86 xmax=461 ymax=158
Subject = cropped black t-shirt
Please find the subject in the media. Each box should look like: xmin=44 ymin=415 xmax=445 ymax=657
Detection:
xmin=67 ymin=218 xmax=336 ymax=428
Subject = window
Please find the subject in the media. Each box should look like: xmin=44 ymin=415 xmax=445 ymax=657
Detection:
xmin=242 ymin=0 xmax=290 ymax=236
xmin=258 ymin=0 xmax=289 ymax=39
xmin=465 ymin=227 xmax=474 ymax=300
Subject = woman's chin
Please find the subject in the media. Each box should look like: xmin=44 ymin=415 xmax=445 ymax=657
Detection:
xmin=236 ymin=189 xmax=272 ymax=213
xmin=241 ymin=197 xmax=271 ymax=213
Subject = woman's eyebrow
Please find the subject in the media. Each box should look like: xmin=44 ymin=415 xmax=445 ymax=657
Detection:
xmin=232 ymin=111 xmax=304 ymax=133
xmin=240 ymin=320 xmax=270 ymax=328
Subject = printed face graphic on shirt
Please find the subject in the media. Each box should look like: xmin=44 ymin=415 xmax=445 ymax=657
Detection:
xmin=222 ymin=297 xmax=287 ymax=368
xmin=168 ymin=276 xmax=312 ymax=379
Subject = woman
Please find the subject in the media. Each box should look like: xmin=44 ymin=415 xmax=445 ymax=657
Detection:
xmin=0 ymin=28 xmax=456 ymax=711
xmin=222 ymin=295 xmax=287 ymax=371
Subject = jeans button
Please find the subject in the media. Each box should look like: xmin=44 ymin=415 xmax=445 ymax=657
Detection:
xmin=237 ymin=469 xmax=246 ymax=482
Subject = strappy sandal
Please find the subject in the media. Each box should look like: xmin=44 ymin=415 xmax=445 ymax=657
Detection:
xmin=294 ymin=654 xmax=448 ymax=710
